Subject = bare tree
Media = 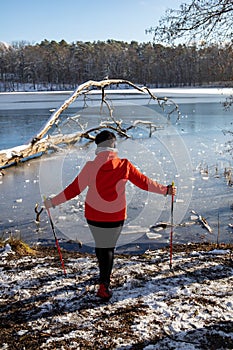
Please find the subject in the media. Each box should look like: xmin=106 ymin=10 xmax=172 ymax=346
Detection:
xmin=146 ymin=0 xmax=233 ymax=153
xmin=146 ymin=0 xmax=233 ymax=45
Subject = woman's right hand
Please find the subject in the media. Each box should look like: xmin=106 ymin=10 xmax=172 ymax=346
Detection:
xmin=44 ymin=197 xmax=54 ymax=209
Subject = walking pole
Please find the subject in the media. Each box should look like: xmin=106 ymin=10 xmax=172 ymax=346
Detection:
xmin=169 ymin=181 xmax=175 ymax=270
xmin=43 ymin=196 xmax=67 ymax=275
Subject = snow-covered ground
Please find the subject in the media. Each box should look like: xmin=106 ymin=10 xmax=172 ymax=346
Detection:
xmin=1 ymin=243 xmax=233 ymax=349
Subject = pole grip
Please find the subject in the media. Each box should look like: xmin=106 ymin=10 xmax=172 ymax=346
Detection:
xmin=43 ymin=195 xmax=51 ymax=215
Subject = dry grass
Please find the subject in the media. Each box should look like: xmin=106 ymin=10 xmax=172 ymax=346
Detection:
xmin=0 ymin=236 xmax=37 ymax=256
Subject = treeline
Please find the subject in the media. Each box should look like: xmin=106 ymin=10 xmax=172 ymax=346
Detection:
xmin=0 ymin=39 xmax=232 ymax=91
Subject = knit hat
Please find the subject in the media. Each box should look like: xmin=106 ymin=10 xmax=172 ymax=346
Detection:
xmin=95 ymin=130 xmax=116 ymax=147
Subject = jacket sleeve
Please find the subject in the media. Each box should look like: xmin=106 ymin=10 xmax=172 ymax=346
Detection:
xmin=51 ymin=163 xmax=90 ymax=207
xmin=127 ymin=161 xmax=167 ymax=195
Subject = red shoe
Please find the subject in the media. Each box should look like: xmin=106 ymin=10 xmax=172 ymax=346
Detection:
xmin=96 ymin=283 xmax=113 ymax=300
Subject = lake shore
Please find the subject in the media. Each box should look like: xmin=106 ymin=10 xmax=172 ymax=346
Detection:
xmin=1 ymin=241 xmax=233 ymax=349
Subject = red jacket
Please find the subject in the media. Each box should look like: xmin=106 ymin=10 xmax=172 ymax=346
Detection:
xmin=51 ymin=150 xmax=167 ymax=222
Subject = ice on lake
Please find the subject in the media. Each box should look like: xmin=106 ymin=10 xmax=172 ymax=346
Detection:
xmin=0 ymin=88 xmax=232 ymax=252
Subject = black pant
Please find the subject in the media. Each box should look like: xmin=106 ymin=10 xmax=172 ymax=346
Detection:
xmin=95 ymin=247 xmax=115 ymax=285
xmin=87 ymin=220 xmax=124 ymax=285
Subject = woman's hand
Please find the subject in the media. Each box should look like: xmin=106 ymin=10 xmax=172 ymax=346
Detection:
xmin=44 ymin=197 xmax=54 ymax=209
xmin=166 ymin=185 xmax=177 ymax=196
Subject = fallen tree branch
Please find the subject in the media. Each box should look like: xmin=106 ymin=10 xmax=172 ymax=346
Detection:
xmin=31 ymin=79 xmax=180 ymax=143
xmin=0 ymin=125 xmax=131 ymax=168
xmin=0 ymin=79 xmax=180 ymax=169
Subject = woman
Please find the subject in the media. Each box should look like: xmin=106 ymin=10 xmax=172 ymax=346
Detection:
xmin=44 ymin=130 xmax=176 ymax=300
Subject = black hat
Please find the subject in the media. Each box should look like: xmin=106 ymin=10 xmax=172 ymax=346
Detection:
xmin=95 ymin=130 xmax=116 ymax=147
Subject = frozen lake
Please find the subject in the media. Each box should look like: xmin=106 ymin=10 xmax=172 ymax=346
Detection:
xmin=0 ymin=88 xmax=232 ymax=253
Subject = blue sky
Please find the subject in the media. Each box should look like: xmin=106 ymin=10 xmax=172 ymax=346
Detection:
xmin=1 ymin=0 xmax=185 ymax=44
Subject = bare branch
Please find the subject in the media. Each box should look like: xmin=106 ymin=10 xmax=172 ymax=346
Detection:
xmin=146 ymin=0 xmax=233 ymax=45
xmin=0 ymin=79 xmax=180 ymax=169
